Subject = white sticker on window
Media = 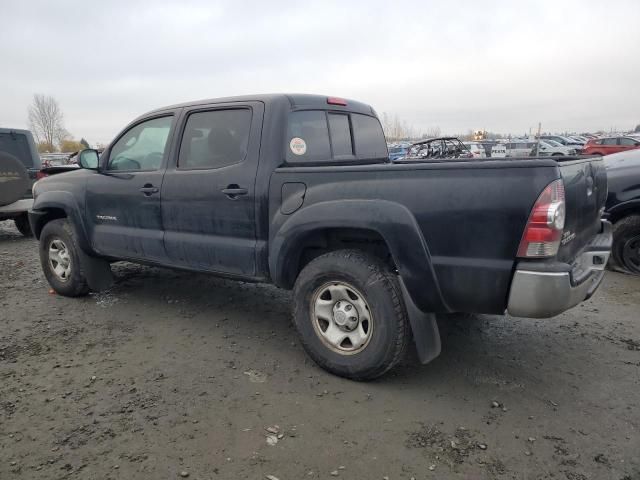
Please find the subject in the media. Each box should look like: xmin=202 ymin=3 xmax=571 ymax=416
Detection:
xmin=290 ymin=137 xmax=307 ymax=156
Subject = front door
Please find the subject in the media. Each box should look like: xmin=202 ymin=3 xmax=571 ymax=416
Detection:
xmin=86 ymin=114 xmax=176 ymax=262
xmin=161 ymin=102 xmax=263 ymax=276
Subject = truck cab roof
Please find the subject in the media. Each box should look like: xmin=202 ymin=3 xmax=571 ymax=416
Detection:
xmin=144 ymin=93 xmax=377 ymax=117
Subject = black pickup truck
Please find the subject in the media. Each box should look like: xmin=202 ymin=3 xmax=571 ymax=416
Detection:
xmin=29 ymin=94 xmax=612 ymax=379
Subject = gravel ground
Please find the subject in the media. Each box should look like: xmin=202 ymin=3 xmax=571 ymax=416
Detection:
xmin=1 ymin=220 xmax=639 ymax=480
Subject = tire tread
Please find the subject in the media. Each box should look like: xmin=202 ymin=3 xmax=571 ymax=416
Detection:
xmin=293 ymin=249 xmax=410 ymax=380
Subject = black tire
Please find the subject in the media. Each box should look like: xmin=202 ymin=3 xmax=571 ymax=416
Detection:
xmin=612 ymin=215 xmax=640 ymax=275
xmin=39 ymin=219 xmax=90 ymax=296
xmin=292 ymin=249 xmax=410 ymax=380
xmin=14 ymin=213 xmax=33 ymax=237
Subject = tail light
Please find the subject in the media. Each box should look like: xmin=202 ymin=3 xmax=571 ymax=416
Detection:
xmin=517 ymin=179 xmax=565 ymax=258
xmin=36 ymin=171 xmax=48 ymax=180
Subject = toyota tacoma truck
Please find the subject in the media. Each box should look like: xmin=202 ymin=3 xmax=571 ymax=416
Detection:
xmin=29 ymin=94 xmax=611 ymax=380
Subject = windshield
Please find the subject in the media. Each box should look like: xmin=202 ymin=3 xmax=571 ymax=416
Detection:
xmin=542 ymin=139 xmax=562 ymax=147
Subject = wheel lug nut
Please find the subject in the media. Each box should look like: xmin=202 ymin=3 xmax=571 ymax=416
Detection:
xmin=345 ymin=304 xmax=352 ymax=311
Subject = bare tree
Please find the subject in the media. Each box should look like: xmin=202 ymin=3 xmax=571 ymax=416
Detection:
xmin=423 ymin=126 xmax=441 ymax=138
xmin=28 ymin=94 xmax=68 ymax=152
xmin=381 ymin=112 xmax=420 ymax=142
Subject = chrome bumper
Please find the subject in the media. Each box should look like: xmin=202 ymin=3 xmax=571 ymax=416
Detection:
xmin=507 ymin=221 xmax=612 ymax=318
xmin=0 ymin=198 xmax=33 ymax=215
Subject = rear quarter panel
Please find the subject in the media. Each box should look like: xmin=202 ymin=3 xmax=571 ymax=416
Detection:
xmin=269 ymin=160 xmax=559 ymax=314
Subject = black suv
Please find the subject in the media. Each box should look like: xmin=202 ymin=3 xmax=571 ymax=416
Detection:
xmin=0 ymin=128 xmax=41 ymax=236
xmin=604 ymin=148 xmax=640 ymax=274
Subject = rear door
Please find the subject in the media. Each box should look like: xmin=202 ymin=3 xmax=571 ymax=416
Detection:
xmin=85 ymin=114 xmax=176 ymax=262
xmin=618 ymin=137 xmax=640 ymax=152
xmin=161 ymin=102 xmax=264 ymax=276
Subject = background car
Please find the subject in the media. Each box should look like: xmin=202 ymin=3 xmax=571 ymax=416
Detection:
xmin=0 ymin=128 xmax=41 ymax=236
xmin=532 ymin=139 xmax=577 ymax=156
xmin=566 ymin=135 xmax=588 ymax=145
xmin=404 ymin=137 xmax=473 ymax=160
xmin=388 ymin=145 xmax=408 ymax=161
xmin=582 ymin=136 xmax=640 ymax=156
xmin=539 ymin=135 xmax=584 ymax=151
xmin=505 ymin=140 xmax=537 ymax=157
xmin=603 ymin=148 xmax=640 ymax=274
xmin=462 ymin=141 xmax=486 ymax=158
xmin=491 ymin=143 xmax=507 ymax=157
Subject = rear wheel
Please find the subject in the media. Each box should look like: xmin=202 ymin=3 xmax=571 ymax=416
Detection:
xmin=612 ymin=215 xmax=640 ymax=275
xmin=14 ymin=213 xmax=33 ymax=237
xmin=292 ymin=249 xmax=410 ymax=380
xmin=39 ymin=219 xmax=90 ymax=296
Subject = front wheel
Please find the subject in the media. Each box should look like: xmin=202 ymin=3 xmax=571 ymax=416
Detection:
xmin=292 ymin=249 xmax=410 ymax=380
xmin=612 ymin=215 xmax=640 ymax=275
xmin=39 ymin=219 xmax=90 ymax=296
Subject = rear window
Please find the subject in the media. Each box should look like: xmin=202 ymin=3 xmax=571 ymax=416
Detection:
xmin=619 ymin=137 xmax=638 ymax=146
xmin=286 ymin=110 xmax=387 ymax=164
xmin=0 ymin=132 xmax=34 ymax=168
xmin=351 ymin=114 xmax=388 ymax=159
xmin=328 ymin=113 xmax=353 ymax=157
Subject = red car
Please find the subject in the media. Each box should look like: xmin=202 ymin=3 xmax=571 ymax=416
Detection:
xmin=582 ymin=136 xmax=640 ymax=156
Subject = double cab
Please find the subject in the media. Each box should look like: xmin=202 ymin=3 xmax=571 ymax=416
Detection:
xmin=29 ymin=94 xmax=611 ymax=379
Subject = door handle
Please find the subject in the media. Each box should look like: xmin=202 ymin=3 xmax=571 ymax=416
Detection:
xmin=140 ymin=185 xmax=159 ymax=196
xmin=221 ymin=185 xmax=248 ymax=199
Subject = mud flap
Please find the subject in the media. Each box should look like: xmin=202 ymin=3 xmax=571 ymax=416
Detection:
xmin=398 ymin=277 xmax=441 ymax=364
xmin=78 ymin=248 xmax=113 ymax=292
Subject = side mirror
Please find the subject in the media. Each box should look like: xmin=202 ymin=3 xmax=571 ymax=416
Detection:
xmin=78 ymin=149 xmax=100 ymax=170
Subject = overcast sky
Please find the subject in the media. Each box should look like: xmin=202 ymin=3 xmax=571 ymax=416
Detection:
xmin=1 ymin=0 xmax=639 ymax=144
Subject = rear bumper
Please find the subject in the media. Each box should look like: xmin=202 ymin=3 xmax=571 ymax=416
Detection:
xmin=507 ymin=221 xmax=612 ymax=318
xmin=0 ymin=198 xmax=33 ymax=216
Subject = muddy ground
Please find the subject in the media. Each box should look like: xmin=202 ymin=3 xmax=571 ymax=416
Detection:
xmin=0 ymin=220 xmax=639 ymax=480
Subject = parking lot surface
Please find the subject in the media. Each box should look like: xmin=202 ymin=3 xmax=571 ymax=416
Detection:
xmin=1 ymin=221 xmax=639 ymax=480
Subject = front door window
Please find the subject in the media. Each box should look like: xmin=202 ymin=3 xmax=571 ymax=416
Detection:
xmin=108 ymin=116 xmax=173 ymax=171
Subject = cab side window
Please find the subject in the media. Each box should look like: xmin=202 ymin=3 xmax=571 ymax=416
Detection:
xmin=286 ymin=111 xmax=331 ymax=163
xmin=108 ymin=116 xmax=173 ymax=171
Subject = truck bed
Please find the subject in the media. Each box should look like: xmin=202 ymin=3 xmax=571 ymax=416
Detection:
xmin=269 ymin=155 xmax=606 ymax=315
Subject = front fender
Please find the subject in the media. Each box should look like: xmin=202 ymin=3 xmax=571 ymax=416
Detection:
xmin=608 ymin=199 xmax=640 ymax=219
xmin=30 ymin=191 xmax=91 ymax=253
xmin=270 ymin=199 xmax=449 ymax=313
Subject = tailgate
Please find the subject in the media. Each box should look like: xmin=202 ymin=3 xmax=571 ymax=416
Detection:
xmin=556 ymin=156 xmax=607 ymax=263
